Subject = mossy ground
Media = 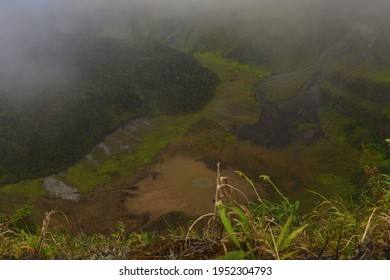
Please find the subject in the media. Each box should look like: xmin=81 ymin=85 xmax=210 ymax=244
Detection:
xmin=0 ymin=180 xmax=46 ymax=203
xmin=194 ymin=52 xmax=271 ymax=128
xmin=371 ymin=67 xmax=390 ymax=83
xmin=319 ymin=109 xmax=390 ymax=169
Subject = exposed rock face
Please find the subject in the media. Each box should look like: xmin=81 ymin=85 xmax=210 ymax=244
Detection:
xmin=239 ymin=99 xmax=290 ymax=148
xmin=42 ymin=176 xmax=81 ymax=202
xmin=239 ymin=68 xmax=328 ymax=148
xmin=279 ymin=71 xmax=324 ymax=125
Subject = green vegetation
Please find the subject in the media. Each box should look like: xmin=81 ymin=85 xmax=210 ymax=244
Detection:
xmin=194 ymin=52 xmax=271 ymax=128
xmin=0 ymin=180 xmax=46 ymax=203
xmin=315 ymin=174 xmax=355 ymax=199
xmin=319 ymin=109 xmax=390 ymax=169
xmin=0 ymin=207 xmax=155 ymax=259
xmin=321 ymin=82 xmax=390 ymax=138
xmin=3 ymin=49 xmax=385 ymax=222
xmin=1 ymin=43 xmax=389 ymax=258
xmin=371 ymin=67 xmax=390 ymax=83
xmin=0 ymin=35 xmax=218 ymax=185
xmin=62 ymin=114 xmax=201 ymax=193
xmin=194 ymin=52 xmax=271 ymax=81
xmin=0 ymin=51 xmax=268 ymax=196
xmin=298 ymin=123 xmax=319 ymax=132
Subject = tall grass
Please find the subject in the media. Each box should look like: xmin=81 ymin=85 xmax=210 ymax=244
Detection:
xmin=185 ymin=140 xmax=390 ymax=259
xmin=0 ymin=208 xmax=154 ymax=259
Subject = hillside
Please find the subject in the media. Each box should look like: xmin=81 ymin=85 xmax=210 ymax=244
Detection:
xmin=0 ymin=34 xmax=219 ymax=184
xmin=42 ymin=1 xmax=390 ymax=145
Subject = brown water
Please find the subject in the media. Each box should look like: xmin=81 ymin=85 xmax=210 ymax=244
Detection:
xmin=124 ymin=156 xmax=258 ymax=223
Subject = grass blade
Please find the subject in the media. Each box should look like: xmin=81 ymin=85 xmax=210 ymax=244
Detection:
xmin=219 ymin=206 xmax=242 ymax=251
xmin=282 ymin=224 xmax=309 ymax=251
xmin=276 ymin=214 xmax=293 ymax=250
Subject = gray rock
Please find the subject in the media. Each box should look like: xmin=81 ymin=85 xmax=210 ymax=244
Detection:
xmin=43 ymin=176 xmax=81 ymax=202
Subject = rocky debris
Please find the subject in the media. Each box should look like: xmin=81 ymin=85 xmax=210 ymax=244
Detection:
xmin=97 ymin=143 xmax=111 ymax=156
xmin=85 ymin=117 xmax=152 ymax=166
xmin=121 ymin=118 xmax=151 ymax=135
xmin=121 ymin=189 xmax=139 ymax=197
xmin=86 ymin=154 xmax=100 ymax=165
xmin=108 ymin=136 xmax=130 ymax=151
xmin=42 ymin=176 xmax=81 ymax=202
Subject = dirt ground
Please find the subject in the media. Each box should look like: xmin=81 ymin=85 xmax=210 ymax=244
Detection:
xmin=33 ymin=153 xmax=258 ymax=234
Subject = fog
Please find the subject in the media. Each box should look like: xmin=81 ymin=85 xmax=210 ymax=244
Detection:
xmin=1 ymin=0 xmax=389 ymax=95
xmin=0 ymin=1 xmax=60 ymax=91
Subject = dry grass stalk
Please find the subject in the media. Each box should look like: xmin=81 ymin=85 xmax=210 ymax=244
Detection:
xmin=185 ymin=162 xmax=248 ymax=250
xmin=361 ymin=208 xmax=377 ymax=244
xmin=37 ymin=210 xmax=57 ymax=256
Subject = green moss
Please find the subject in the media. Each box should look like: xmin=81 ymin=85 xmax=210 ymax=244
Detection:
xmin=325 ymin=82 xmax=390 ymax=115
xmin=320 ymin=81 xmax=390 ymax=142
xmin=315 ymin=174 xmax=356 ymax=199
xmin=194 ymin=51 xmax=271 ymax=81
xmin=114 ymin=114 xmax=201 ymax=174
xmin=318 ymin=109 xmax=358 ymax=144
xmin=298 ymin=123 xmax=319 ymax=132
xmin=62 ymin=114 xmax=201 ymax=193
xmin=92 ymin=148 xmax=110 ymax=163
xmin=194 ymin=52 xmax=271 ymax=128
xmin=318 ymin=109 xmax=390 ymax=172
xmin=230 ymin=60 xmax=272 ymax=79
xmin=370 ymin=67 xmax=390 ymax=84
xmin=63 ymin=163 xmax=112 ymax=193
xmin=0 ymin=179 xmax=46 ymax=201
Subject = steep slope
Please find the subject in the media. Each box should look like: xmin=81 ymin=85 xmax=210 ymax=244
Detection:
xmin=0 ymin=34 xmax=219 ymax=185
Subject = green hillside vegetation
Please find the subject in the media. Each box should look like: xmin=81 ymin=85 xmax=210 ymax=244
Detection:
xmin=0 ymin=51 xmax=260 ymax=210
xmin=319 ymin=45 xmax=390 ymax=141
xmin=371 ymin=67 xmax=390 ymax=84
xmin=0 ymin=34 xmax=219 ymax=185
xmin=194 ymin=52 xmax=271 ymax=128
xmin=0 ymin=51 xmax=269 ymax=212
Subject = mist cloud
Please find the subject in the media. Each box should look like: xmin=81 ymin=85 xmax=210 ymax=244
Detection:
xmin=1 ymin=0 xmax=389 ymax=95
